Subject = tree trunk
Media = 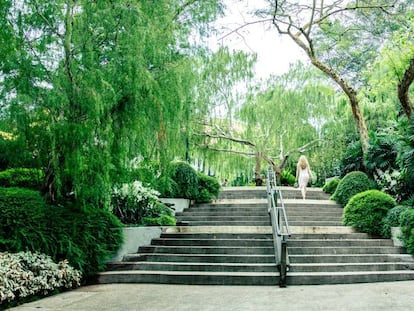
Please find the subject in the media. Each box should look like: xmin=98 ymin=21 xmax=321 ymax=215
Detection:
xmin=310 ymin=58 xmax=369 ymax=154
xmin=398 ymin=57 xmax=414 ymax=119
xmin=254 ymin=152 xmax=263 ymax=186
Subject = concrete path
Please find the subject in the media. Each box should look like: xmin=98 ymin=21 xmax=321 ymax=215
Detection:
xmin=9 ymin=281 xmax=414 ymax=311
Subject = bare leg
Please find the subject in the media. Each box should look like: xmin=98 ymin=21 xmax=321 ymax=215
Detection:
xmin=301 ymin=187 xmax=306 ymax=200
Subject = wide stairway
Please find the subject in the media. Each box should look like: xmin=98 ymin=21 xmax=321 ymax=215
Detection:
xmin=98 ymin=186 xmax=414 ymax=286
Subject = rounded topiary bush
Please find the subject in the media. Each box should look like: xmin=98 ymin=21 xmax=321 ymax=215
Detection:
xmin=381 ymin=205 xmax=409 ymax=238
xmin=166 ymin=161 xmax=199 ymax=199
xmin=195 ymin=173 xmax=221 ymax=203
xmin=322 ymin=178 xmax=340 ymax=194
xmin=331 ymin=171 xmax=374 ymax=205
xmin=343 ymin=189 xmax=396 ymax=236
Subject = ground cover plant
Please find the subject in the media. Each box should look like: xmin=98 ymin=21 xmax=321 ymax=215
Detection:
xmin=0 ymin=251 xmax=81 ymax=309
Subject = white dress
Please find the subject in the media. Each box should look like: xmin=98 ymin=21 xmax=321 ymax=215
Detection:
xmin=298 ymin=167 xmax=310 ymax=188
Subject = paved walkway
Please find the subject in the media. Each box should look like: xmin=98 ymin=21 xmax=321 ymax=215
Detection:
xmin=9 ymin=281 xmax=414 ymax=311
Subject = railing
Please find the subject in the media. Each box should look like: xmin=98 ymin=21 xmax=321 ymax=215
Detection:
xmin=266 ymin=166 xmax=290 ymax=287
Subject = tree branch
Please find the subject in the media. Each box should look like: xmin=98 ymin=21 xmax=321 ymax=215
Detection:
xmin=398 ymin=57 xmax=414 ymax=118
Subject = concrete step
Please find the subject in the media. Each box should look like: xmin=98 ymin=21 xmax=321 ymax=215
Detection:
xmin=106 ymin=261 xmax=278 ymax=273
xmin=152 ymin=238 xmax=273 ymax=247
xmin=289 ymin=254 xmax=413 ymax=264
xmin=289 ymin=262 xmax=414 ymax=273
xmin=176 ymin=215 xmax=270 ymax=222
xmin=286 ymin=270 xmax=414 ymax=285
xmin=98 ymin=270 xmax=280 ymax=285
xmin=183 ymin=221 xmax=271 ymax=226
xmin=99 ymin=186 xmax=414 ymax=286
xmin=288 ymin=239 xmax=394 ymax=247
xmin=138 ymin=245 xmax=274 ymax=255
xmin=288 ymin=246 xmax=407 ymax=255
xmin=123 ymin=253 xmax=275 ymax=263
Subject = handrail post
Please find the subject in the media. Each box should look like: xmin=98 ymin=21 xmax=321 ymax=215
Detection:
xmin=279 ymin=239 xmax=287 ymax=287
xmin=266 ymin=166 xmax=290 ymax=288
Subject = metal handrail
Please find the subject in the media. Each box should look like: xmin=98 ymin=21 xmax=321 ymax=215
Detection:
xmin=266 ymin=166 xmax=290 ymax=287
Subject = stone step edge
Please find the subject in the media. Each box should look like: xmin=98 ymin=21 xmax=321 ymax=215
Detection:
xmin=99 ymin=270 xmax=279 ymax=276
xmin=165 ymin=226 xmax=356 ymax=234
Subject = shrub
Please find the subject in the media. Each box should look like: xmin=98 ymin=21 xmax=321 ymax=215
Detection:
xmin=0 ymin=187 xmax=123 ymax=278
xmin=162 ymin=161 xmax=199 ymax=199
xmin=322 ymin=177 xmax=340 ymax=194
xmin=399 ymin=208 xmax=414 ymax=256
xmin=343 ymin=190 xmax=396 ymax=236
xmin=331 ymin=171 xmax=375 ymax=205
xmin=111 ymin=181 xmax=175 ymax=226
xmin=0 ymin=251 xmax=82 ymax=308
xmin=0 ymin=168 xmax=44 ymax=190
xmin=280 ymin=169 xmax=296 ymax=186
xmin=195 ymin=173 xmax=221 ymax=203
xmin=381 ymin=205 xmax=409 ymax=238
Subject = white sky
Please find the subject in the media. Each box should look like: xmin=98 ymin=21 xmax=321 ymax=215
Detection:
xmin=209 ymin=0 xmax=307 ymax=80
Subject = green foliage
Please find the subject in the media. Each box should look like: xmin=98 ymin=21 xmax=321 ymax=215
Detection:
xmin=111 ymin=181 xmax=175 ymax=226
xmin=195 ymin=173 xmax=221 ymax=203
xmin=0 ymin=251 xmax=82 ymax=308
xmin=0 ymin=168 xmax=44 ymax=190
xmin=331 ymin=171 xmax=375 ymax=205
xmin=338 ymin=141 xmax=364 ymax=177
xmin=343 ymin=190 xmax=396 ymax=236
xmin=0 ymin=187 xmax=123 ymax=278
xmin=399 ymin=208 xmax=414 ymax=256
xmin=322 ymin=178 xmax=340 ymax=194
xmin=280 ymin=169 xmax=296 ymax=186
xmin=381 ymin=205 xmax=409 ymax=238
xmin=162 ymin=162 xmax=199 ymax=199
xmin=397 ymin=117 xmax=414 ymax=200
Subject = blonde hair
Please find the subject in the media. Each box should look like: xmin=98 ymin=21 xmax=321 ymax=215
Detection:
xmin=298 ymin=155 xmax=309 ymax=170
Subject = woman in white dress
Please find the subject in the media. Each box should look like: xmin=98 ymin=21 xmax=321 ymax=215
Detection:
xmin=296 ymin=155 xmax=311 ymax=200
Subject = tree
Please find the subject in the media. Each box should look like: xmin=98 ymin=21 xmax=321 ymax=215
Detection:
xmin=257 ymin=0 xmax=412 ymax=155
xmin=0 ymin=0 xmax=222 ymax=207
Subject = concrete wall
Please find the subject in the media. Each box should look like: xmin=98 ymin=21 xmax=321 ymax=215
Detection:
xmin=111 ymin=227 xmax=162 ymax=262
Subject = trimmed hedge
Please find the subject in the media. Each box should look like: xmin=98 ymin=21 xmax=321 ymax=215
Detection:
xmin=0 ymin=187 xmax=123 ymax=278
xmin=161 ymin=162 xmax=199 ymax=200
xmin=331 ymin=171 xmax=374 ymax=205
xmin=322 ymin=178 xmax=340 ymax=194
xmin=195 ymin=173 xmax=221 ymax=203
xmin=0 ymin=168 xmax=44 ymax=190
xmin=343 ymin=190 xmax=396 ymax=236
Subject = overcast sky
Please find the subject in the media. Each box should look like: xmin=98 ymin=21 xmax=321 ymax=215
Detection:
xmin=209 ymin=0 xmax=306 ymax=80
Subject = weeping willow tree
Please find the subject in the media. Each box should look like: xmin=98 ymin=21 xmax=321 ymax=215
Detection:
xmin=195 ymin=62 xmax=340 ymax=184
xmin=0 ymin=0 xmax=223 ymax=207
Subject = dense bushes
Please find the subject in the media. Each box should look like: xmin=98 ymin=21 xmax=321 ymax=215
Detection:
xmin=331 ymin=171 xmax=375 ymax=205
xmin=0 ymin=187 xmax=123 ymax=278
xmin=111 ymin=181 xmax=175 ymax=226
xmin=0 ymin=251 xmax=81 ymax=308
xmin=381 ymin=205 xmax=409 ymax=238
xmin=195 ymin=173 xmax=221 ymax=203
xmin=322 ymin=177 xmax=340 ymax=194
xmin=343 ymin=190 xmax=396 ymax=236
xmin=0 ymin=168 xmax=44 ymax=190
xmin=280 ymin=169 xmax=296 ymax=186
xmin=399 ymin=208 xmax=414 ymax=256
xmin=166 ymin=161 xmax=199 ymax=199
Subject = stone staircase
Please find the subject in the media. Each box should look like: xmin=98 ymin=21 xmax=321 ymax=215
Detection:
xmin=98 ymin=186 xmax=414 ymax=286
